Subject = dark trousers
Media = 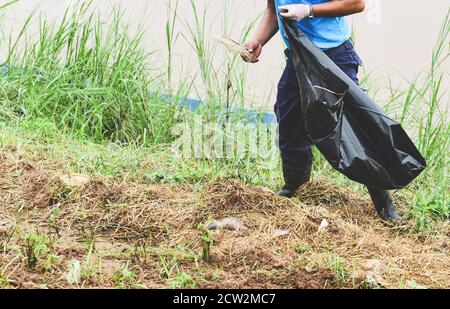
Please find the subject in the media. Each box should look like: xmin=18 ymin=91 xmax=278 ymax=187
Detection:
xmin=275 ymin=40 xmax=363 ymax=167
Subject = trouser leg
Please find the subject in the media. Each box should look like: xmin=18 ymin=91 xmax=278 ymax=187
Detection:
xmin=275 ymin=50 xmax=314 ymax=197
xmin=275 ymin=50 xmax=314 ymax=167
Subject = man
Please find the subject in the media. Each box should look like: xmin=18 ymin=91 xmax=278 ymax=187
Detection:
xmin=242 ymin=0 xmax=402 ymax=222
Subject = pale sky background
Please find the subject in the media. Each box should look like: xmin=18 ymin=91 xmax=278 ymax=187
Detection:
xmin=1 ymin=0 xmax=449 ymax=108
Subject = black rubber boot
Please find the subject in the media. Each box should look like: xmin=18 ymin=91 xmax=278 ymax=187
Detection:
xmin=278 ymin=156 xmax=313 ymax=198
xmin=367 ymin=186 xmax=403 ymax=222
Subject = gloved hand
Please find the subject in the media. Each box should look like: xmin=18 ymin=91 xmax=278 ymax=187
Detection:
xmin=278 ymin=4 xmax=312 ymax=22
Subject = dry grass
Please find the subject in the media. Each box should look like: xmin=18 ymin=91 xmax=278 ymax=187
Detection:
xmin=0 ymin=147 xmax=448 ymax=289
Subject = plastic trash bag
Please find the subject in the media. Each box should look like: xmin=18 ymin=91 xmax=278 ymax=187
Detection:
xmin=282 ymin=20 xmax=426 ymax=190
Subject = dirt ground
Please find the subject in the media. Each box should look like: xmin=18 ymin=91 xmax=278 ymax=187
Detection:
xmin=0 ymin=147 xmax=449 ymax=289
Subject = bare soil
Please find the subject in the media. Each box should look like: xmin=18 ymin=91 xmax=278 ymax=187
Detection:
xmin=0 ymin=148 xmax=448 ymax=289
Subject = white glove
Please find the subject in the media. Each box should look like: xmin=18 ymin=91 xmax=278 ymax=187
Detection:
xmin=278 ymin=4 xmax=312 ymax=22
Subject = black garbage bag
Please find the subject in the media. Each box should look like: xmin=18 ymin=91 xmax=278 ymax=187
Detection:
xmin=282 ymin=20 xmax=426 ymax=190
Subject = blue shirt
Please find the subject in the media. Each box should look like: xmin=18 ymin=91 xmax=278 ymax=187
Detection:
xmin=275 ymin=0 xmax=351 ymax=50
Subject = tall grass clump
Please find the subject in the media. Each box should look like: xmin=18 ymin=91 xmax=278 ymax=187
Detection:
xmin=220 ymin=1 xmax=261 ymax=109
xmin=180 ymin=0 xmax=260 ymax=116
xmin=0 ymin=1 xmax=19 ymax=121
xmin=0 ymin=1 xmax=178 ymax=145
xmin=165 ymin=0 xmax=180 ymax=94
xmin=181 ymin=0 xmax=216 ymax=103
xmin=384 ymin=10 xmax=449 ymax=227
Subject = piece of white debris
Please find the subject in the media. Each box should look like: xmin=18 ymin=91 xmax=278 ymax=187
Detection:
xmin=207 ymin=217 xmax=246 ymax=231
xmin=272 ymin=229 xmax=289 ymax=238
xmin=213 ymin=36 xmax=253 ymax=61
xmin=363 ymin=259 xmax=384 ymax=285
xmin=60 ymin=174 xmax=90 ymax=188
xmin=66 ymin=259 xmax=81 ymax=285
xmin=318 ymin=219 xmax=329 ymax=232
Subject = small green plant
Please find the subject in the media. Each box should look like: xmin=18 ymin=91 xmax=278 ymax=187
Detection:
xmin=326 ymin=253 xmax=350 ymax=283
xmin=21 ymin=232 xmax=60 ymax=272
xmin=201 ymin=229 xmax=212 ymax=263
xmin=79 ymin=229 xmax=100 ymax=282
xmin=113 ymin=265 xmax=145 ymax=289
xmin=80 ymin=264 xmax=99 ymax=282
xmin=0 ymin=274 xmax=13 ymax=289
xmin=49 ymin=207 xmax=62 ymax=223
xmin=44 ymin=253 xmax=61 ymax=272
xmin=48 ymin=207 xmax=62 ymax=235
xmin=295 ymin=242 xmax=311 ymax=255
xmin=81 ymin=225 xmax=97 ymax=252
xmin=168 ymin=272 xmax=197 ymax=289
xmin=411 ymin=193 xmax=449 ymax=232
xmin=22 ymin=233 xmax=49 ymax=270
xmin=157 ymin=254 xmax=180 ymax=279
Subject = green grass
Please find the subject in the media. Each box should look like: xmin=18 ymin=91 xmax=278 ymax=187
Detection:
xmin=0 ymin=121 xmax=280 ymax=188
xmin=380 ymin=10 xmax=450 ymax=226
xmin=0 ymin=1 xmax=448 ymax=229
xmin=2 ymin=1 xmax=179 ymax=145
xmin=326 ymin=253 xmax=350 ymax=284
